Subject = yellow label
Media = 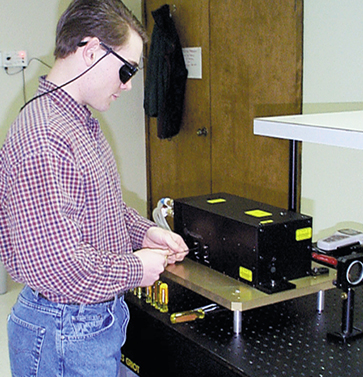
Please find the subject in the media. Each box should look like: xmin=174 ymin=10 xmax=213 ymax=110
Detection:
xmin=296 ymin=227 xmax=312 ymax=241
xmin=207 ymin=198 xmax=226 ymax=204
xmin=126 ymin=357 xmax=140 ymax=374
xmin=245 ymin=209 xmax=272 ymax=218
xmin=240 ymin=266 xmax=253 ymax=282
xmin=260 ymin=220 xmax=274 ymax=224
xmin=121 ymin=354 xmax=140 ymax=374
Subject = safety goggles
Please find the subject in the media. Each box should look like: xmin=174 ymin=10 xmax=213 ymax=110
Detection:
xmin=99 ymin=42 xmax=139 ymax=84
xmin=77 ymin=41 xmax=139 ymax=84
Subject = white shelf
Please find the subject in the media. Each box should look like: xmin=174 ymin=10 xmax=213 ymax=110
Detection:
xmin=254 ymin=110 xmax=363 ymax=150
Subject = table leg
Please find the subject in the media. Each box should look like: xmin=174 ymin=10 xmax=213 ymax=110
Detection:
xmin=317 ymin=290 xmax=325 ymax=313
xmin=233 ymin=310 xmax=242 ymax=334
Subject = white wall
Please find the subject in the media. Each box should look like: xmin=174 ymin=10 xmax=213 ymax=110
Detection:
xmin=302 ymin=0 xmax=363 ymax=240
xmin=0 ymin=0 xmax=148 ymax=217
xmin=2 ymin=0 xmax=363 ymax=237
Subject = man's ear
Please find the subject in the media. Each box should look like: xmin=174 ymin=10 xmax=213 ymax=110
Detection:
xmin=81 ymin=37 xmax=101 ymax=66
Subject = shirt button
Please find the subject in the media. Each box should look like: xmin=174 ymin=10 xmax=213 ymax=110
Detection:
xmin=61 ymin=335 xmax=65 ymax=340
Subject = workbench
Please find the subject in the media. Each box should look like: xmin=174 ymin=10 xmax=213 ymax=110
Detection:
xmin=164 ymin=258 xmax=335 ymax=332
xmin=122 ymin=259 xmax=363 ymax=376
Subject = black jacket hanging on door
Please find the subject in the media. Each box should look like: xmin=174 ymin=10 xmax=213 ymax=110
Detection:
xmin=144 ymin=4 xmax=188 ymax=139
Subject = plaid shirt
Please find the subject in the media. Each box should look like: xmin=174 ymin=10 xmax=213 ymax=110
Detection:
xmin=0 ymin=77 xmax=154 ymax=304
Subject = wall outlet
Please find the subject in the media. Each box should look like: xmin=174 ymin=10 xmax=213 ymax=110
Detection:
xmin=2 ymin=50 xmax=28 ymax=68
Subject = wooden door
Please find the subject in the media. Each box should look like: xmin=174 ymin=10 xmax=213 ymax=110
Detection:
xmin=210 ymin=0 xmax=303 ymax=208
xmin=143 ymin=0 xmax=211 ymax=217
xmin=143 ymin=0 xmax=303 ymax=216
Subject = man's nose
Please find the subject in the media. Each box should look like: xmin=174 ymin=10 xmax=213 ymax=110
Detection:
xmin=121 ymin=80 xmax=132 ymax=91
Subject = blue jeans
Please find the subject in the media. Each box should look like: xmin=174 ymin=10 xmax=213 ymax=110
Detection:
xmin=7 ymin=286 xmax=130 ymax=377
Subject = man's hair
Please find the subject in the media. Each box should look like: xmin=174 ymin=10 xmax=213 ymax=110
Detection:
xmin=54 ymin=0 xmax=147 ymax=59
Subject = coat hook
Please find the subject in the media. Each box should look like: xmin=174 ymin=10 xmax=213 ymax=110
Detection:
xmin=169 ymin=4 xmax=177 ymax=17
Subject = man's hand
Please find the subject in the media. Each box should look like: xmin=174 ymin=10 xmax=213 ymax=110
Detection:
xmin=133 ymin=227 xmax=189 ymax=287
xmin=133 ymin=248 xmax=169 ymax=287
xmin=143 ymin=227 xmax=189 ymax=264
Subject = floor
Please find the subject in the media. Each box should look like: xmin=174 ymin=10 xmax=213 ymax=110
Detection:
xmin=0 ymin=274 xmax=136 ymax=377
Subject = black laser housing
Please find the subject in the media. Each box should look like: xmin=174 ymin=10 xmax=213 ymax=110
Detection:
xmin=174 ymin=193 xmax=313 ymax=294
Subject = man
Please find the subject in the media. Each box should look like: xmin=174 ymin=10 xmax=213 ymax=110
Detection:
xmin=0 ymin=1 xmax=188 ymax=376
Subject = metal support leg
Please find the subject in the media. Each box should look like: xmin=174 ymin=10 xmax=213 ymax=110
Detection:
xmin=233 ymin=311 xmax=242 ymax=334
xmin=317 ymin=290 xmax=325 ymax=313
xmin=328 ymin=287 xmax=363 ymax=341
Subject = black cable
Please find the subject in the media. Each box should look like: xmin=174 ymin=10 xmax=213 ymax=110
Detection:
xmin=19 ymin=51 xmax=111 ymax=112
xmin=5 ymin=66 xmax=27 ymax=103
xmin=4 ymin=57 xmax=52 ymax=106
xmin=22 ymin=67 xmax=26 ymax=103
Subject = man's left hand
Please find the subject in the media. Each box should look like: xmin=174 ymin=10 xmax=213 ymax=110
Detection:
xmin=142 ymin=227 xmax=189 ymax=265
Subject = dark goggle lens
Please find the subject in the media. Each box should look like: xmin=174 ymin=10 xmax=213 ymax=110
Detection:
xmin=119 ymin=65 xmax=138 ymax=84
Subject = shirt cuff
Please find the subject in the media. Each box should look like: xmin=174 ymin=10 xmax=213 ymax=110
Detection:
xmin=123 ymin=252 xmax=144 ymax=289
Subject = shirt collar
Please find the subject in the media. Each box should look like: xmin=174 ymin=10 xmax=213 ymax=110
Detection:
xmin=38 ymin=75 xmax=93 ymax=125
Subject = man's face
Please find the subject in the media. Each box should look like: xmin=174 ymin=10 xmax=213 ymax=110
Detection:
xmin=84 ymin=29 xmax=143 ymax=112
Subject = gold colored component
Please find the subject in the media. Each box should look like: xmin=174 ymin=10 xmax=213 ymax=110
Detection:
xmin=137 ymin=287 xmax=142 ymax=299
xmin=153 ymin=281 xmax=161 ymax=309
xmin=341 ymin=292 xmax=348 ymax=300
xmin=170 ymin=309 xmax=205 ymax=324
xmin=146 ymin=286 xmax=152 ymax=304
xmin=152 ymin=282 xmax=157 ymax=307
xmin=159 ymin=283 xmax=169 ymax=313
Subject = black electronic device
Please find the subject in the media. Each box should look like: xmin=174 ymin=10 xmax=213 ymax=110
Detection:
xmin=311 ymin=241 xmax=363 ymax=342
xmin=174 ymin=193 xmax=313 ymax=294
xmin=335 ymin=252 xmax=363 ymax=291
xmin=328 ymin=254 xmax=363 ymax=342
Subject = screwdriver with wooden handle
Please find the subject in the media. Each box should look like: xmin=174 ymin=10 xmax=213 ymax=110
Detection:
xmin=170 ymin=303 xmax=218 ymax=324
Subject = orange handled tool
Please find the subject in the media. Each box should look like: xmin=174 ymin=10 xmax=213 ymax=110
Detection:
xmin=170 ymin=303 xmax=218 ymax=324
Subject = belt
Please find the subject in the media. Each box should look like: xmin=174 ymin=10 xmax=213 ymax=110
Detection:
xmin=31 ymin=288 xmax=123 ymax=305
